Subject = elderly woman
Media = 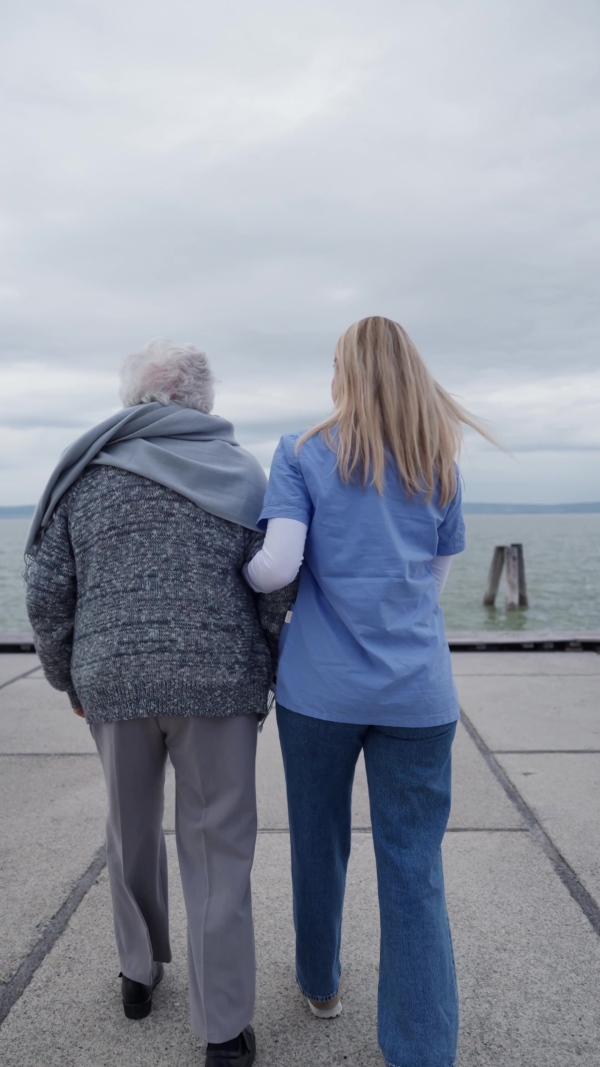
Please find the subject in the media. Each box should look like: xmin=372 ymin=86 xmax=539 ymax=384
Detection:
xmin=25 ymin=340 xmax=295 ymax=1067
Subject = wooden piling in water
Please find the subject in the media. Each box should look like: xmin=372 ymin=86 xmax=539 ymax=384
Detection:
xmin=483 ymin=543 xmax=529 ymax=611
xmin=504 ymin=545 xmax=520 ymax=611
xmin=512 ymin=542 xmax=529 ymax=607
xmin=483 ymin=545 xmax=505 ymax=606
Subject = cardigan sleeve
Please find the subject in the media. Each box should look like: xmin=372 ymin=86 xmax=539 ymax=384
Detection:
xmin=244 ymin=529 xmax=298 ymax=680
xmin=25 ymin=497 xmax=81 ymax=708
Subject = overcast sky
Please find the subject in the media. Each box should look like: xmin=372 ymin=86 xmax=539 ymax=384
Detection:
xmin=1 ymin=0 xmax=599 ymax=505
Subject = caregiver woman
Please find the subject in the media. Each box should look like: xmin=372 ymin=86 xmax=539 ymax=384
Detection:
xmin=244 ymin=316 xmax=495 ymax=1067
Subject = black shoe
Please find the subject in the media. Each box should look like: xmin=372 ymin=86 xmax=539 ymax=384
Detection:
xmin=120 ymin=963 xmax=164 ymax=1020
xmin=205 ymin=1026 xmax=256 ymax=1066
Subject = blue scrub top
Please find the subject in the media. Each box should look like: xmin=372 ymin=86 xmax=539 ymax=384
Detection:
xmin=259 ymin=431 xmax=466 ymax=727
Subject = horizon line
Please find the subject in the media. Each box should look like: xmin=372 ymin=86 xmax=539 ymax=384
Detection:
xmin=1 ymin=502 xmax=600 ymax=513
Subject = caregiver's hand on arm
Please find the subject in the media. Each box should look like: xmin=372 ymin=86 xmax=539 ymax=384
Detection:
xmin=243 ymin=518 xmax=308 ymax=593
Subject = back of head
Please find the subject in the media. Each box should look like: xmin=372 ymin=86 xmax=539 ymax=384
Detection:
xmin=300 ymin=316 xmax=493 ymax=506
xmin=120 ymin=338 xmax=216 ymax=414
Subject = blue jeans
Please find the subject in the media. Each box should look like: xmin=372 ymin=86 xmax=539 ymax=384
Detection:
xmin=277 ymin=705 xmax=458 ymax=1067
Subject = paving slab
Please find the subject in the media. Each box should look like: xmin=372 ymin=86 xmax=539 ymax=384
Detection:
xmin=1 ymin=671 xmax=525 ymax=833
xmin=0 ymin=835 xmax=381 ymax=1067
xmin=0 ymin=755 xmax=106 ymax=984
xmin=497 ymin=752 xmax=600 ymax=907
xmin=456 ymin=674 xmax=600 ymax=751
xmin=0 ymin=677 xmax=96 ymax=754
xmin=450 ymin=723 xmax=524 ymax=829
xmin=452 ymin=651 xmax=600 ymax=676
xmin=162 ymin=717 xmax=524 ymax=834
xmin=1 ymin=830 xmax=600 ymax=1066
xmin=450 ymin=832 xmax=600 ymax=1066
xmin=0 ymin=654 xmax=40 ymax=687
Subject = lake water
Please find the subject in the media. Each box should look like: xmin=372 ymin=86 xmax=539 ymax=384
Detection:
xmin=442 ymin=513 xmax=600 ymax=633
xmin=1 ymin=514 xmax=599 ymax=633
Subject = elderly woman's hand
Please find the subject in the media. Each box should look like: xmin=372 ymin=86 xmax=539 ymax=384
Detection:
xmin=73 ymin=707 xmax=85 ymax=718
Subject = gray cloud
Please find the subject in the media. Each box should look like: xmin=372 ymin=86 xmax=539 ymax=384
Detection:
xmin=0 ymin=0 xmax=599 ymax=503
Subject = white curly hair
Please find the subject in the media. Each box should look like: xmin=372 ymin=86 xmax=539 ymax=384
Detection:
xmin=120 ymin=338 xmax=216 ymax=413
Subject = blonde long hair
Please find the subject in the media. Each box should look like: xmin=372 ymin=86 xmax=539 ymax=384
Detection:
xmin=298 ymin=316 xmax=496 ymax=506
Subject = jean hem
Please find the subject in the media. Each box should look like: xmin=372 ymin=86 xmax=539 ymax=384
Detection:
xmin=296 ymin=980 xmax=341 ymax=1002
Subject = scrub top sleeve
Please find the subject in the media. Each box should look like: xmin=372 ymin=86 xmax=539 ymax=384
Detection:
xmin=257 ymin=435 xmax=313 ymax=531
xmin=437 ymin=473 xmax=466 ymax=556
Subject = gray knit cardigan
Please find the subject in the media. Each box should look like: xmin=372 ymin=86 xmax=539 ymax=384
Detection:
xmin=25 ymin=466 xmax=297 ymax=723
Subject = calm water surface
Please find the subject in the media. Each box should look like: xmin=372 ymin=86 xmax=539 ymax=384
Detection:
xmin=442 ymin=513 xmax=600 ymax=632
xmin=1 ymin=514 xmax=599 ymax=633
xmin=0 ymin=520 xmax=30 ymax=631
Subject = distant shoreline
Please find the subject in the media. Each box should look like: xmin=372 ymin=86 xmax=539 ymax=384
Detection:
xmin=462 ymin=503 xmax=600 ymax=515
xmin=0 ymin=507 xmax=35 ymax=519
xmin=1 ymin=502 xmax=599 ymax=519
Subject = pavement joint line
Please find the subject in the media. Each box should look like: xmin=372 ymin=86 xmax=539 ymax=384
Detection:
xmin=0 ymin=844 xmax=107 ymax=1028
xmin=492 ymin=749 xmax=600 ymax=755
xmin=454 ymin=673 xmax=600 ymax=678
xmin=0 ymin=666 xmax=42 ymax=692
xmin=163 ymin=826 xmax=529 ymax=835
xmin=460 ymin=708 xmax=600 ymax=939
xmin=445 ymin=827 xmax=528 ymax=832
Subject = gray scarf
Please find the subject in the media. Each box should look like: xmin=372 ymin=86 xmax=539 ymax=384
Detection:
xmin=25 ymin=402 xmax=267 ymax=558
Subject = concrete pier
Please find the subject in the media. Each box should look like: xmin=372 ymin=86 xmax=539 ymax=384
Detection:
xmin=0 ymin=650 xmax=599 ymax=1065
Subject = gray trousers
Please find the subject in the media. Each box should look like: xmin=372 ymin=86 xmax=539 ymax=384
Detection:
xmin=91 ymin=713 xmax=258 ymax=1042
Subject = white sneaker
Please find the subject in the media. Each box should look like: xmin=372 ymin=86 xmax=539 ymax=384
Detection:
xmin=307 ymin=994 xmax=343 ymax=1019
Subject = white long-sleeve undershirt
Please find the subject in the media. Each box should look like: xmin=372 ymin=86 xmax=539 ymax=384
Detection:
xmin=430 ymin=554 xmax=452 ymax=594
xmin=244 ymin=517 xmax=452 ymax=595
xmin=244 ymin=518 xmax=308 ymax=593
